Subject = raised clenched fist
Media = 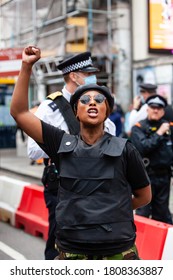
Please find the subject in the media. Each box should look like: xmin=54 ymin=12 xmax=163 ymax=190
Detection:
xmin=22 ymin=46 xmax=41 ymax=65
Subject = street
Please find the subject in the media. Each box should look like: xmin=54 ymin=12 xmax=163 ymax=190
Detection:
xmin=0 ymin=221 xmax=45 ymax=260
xmin=0 ymin=169 xmax=46 ymax=260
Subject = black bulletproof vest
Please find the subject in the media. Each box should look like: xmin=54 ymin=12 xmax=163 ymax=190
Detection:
xmin=55 ymin=133 xmax=136 ymax=254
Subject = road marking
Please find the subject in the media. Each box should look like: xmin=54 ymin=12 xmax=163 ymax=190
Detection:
xmin=0 ymin=241 xmax=26 ymax=260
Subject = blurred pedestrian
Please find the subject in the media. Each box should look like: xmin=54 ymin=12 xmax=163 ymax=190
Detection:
xmin=131 ymin=94 xmax=173 ymax=224
xmin=109 ymin=103 xmax=122 ymax=136
xmin=123 ymin=103 xmax=133 ymax=139
xmin=10 ymin=46 xmax=151 ymax=260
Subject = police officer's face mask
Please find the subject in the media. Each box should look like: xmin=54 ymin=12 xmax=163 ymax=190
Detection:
xmin=75 ymin=73 xmax=97 ymax=86
xmin=140 ymin=94 xmax=145 ymax=104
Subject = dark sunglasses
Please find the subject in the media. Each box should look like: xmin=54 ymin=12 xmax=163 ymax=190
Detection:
xmin=79 ymin=94 xmax=106 ymax=105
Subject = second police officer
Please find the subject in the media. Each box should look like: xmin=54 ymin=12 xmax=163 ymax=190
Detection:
xmin=131 ymin=94 xmax=173 ymax=224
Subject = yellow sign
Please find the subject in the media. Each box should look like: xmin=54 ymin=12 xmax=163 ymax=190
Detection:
xmin=66 ymin=17 xmax=88 ymax=53
xmin=0 ymin=78 xmax=15 ymax=84
xmin=67 ymin=17 xmax=87 ymax=26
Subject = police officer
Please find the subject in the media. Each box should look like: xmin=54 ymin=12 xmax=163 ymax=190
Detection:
xmin=131 ymin=94 xmax=173 ymax=224
xmin=129 ymin=83 xmax=173 ymax=131
xmin=27 ymin=51 xmax=116 ymax=259
xmin=129 ymin=83 xmax=157 ymax=130
xmin=11 ymin=46 xmax=151 ymax=259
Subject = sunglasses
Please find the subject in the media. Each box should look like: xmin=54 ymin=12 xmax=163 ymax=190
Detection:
xmin=79 ymin=94 xmax=106 ymax=105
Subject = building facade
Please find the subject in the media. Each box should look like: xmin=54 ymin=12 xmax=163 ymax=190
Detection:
xmin=0 ymin=0 xmax=131 ymax=111
xmin=132 ymin=0 xmax=173 ymax=104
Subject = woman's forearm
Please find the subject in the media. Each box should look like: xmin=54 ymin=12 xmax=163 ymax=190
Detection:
xmin=10 ymin=62 xmax=32 ymax=120
xmin=10 ymin=46 xmax=43 ymax=143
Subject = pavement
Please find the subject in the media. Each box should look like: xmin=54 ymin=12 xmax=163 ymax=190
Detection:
xmin=1 ymin=146 xmax=173 ymax=215
xmin=0 ymin=147 xmax=44 ymax=182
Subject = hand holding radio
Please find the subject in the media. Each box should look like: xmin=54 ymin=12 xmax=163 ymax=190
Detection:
xmin=156 ymin=122 xmax=170 ymax=136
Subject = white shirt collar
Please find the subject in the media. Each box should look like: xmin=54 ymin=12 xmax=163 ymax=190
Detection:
xmin=62 ymin=85 xmax=72 ymax=103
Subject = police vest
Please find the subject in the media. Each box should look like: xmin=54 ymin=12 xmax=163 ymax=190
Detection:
xmin=55 ymin=133 xmax=136 ymax=255
xmin=47 ymin=91 xmax=80 ymax=135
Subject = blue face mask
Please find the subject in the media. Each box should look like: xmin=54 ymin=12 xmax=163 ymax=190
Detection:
xmin=75 ymin=74 xmax=97 ymax=86
xmin=140 ymin=95 xmax=145 ymax=104
xmin=84 ymin=75 xmax=97 ymax=85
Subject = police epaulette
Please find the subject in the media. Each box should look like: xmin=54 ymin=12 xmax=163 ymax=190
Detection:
xmin=47 ymin=91 xmax=62 ymax=100
xmin=135 ymin=122 xmax=141 ymax=127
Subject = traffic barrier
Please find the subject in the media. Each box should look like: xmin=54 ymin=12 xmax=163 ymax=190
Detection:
xmin=15 ymin=184 xmax=48 ymax=240
xmin=0 ymin=175 xmax=30 ymax=226
xmin=134 ymin=214 xmax=173 ymax=260
xmin=161 ymin=227 xmax=173 ymax=259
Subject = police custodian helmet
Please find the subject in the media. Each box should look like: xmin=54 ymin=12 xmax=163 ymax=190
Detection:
xmin=146 ymin=94 xmax=167 ymax=108
xmin=57 ymin=52 xmax=99 ymax=75
xmin=70 ymin=83 xmax=114 ymax=112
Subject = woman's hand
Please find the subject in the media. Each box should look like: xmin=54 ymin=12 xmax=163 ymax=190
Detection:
xmin=22 ymin=46 xmax=41 ymax=66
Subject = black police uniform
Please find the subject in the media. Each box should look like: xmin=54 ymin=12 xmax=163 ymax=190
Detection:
xmin=41 ymin=160 xmax=59 ymax=260
xmin=131 ymin=117 xmax=173 ymax=224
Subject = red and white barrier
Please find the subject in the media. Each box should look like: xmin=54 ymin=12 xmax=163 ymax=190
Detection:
xmin=134 ymin=214 xmax=173 ymax=260
xmin=0 ymin=176 xmax=30 ymax=226
xmin=15 ymin=184 xmax=48 ymax=240
xmin=161 ymin=227 xmax=173 ymax=259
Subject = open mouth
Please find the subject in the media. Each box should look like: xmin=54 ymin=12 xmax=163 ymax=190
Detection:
xmin=87 ymin=108 xmax=98 ymax=117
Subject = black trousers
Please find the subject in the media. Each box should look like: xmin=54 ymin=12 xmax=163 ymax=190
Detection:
xmin=44 ymin=188 xmax=58 ymax=260
xmin=136 ymin=174 xmax=173 ymax=224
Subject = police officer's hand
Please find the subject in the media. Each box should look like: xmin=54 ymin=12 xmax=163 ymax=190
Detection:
xmin=22 ymin=46 xmax=41 ymax=66
xmin=133 ymin=96 xmax=141 ymax=110
xmin=156 ymin=122 xmax=170 ymax=136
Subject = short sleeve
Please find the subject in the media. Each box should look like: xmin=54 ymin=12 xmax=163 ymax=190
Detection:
xmin=125 ymin=141 xmax=150 ymax=190
xmin=37 ymin=121 xmax=65 ymax=164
